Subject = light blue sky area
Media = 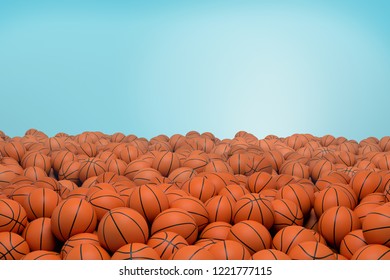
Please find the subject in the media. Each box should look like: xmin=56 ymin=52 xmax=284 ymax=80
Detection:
xmin=0 ymin=0 xmax=389 ymax=141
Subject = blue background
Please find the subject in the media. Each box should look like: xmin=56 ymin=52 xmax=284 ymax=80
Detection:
xmin=1 ymin=0 xmax=389 ymax=140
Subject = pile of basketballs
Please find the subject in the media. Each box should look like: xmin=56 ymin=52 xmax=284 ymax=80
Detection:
xmin=0 ymin=129 xmax=389 ymax=260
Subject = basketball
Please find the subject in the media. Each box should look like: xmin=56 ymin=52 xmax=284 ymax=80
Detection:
xmin=87 ymin=189 xmax=125 ymax=220
xmin=127 ymin=184 xmax=169 ymax=223
xmin=271 ymin=198 xmax=304 ymax=231
xmin=21 ymin=250 xmax=61 ymax=260
xmin=51 ymin=198 xmax=97 ymax=242
xmin=0 ymin=231 xmax=30 ymax=260
xmin=275 ymin=183 xmax=312 ymax=217
xmin=252 ymin=249 xmax=291 ymax=260
xmin=181 ymin=176 xmax=216 ymax=203
xmin=0 ymin=198 xmax=28 ymax=234
xmin=351 ymin=244 xmax=390 ymax=260
xmin=339 ymin=229 xmax=368 ymax=259
xmin=218 ymin=184 xmax=250 ymax=204
xmin=98 ymin=207 xmax=149 ymax=253
xmin=272 ymin=225 xmax=318 ymax=254
xmin=111 ymin=243 xmax=160 ymax=260
xmin=205 ymin=195 xmax=233 ymax=223
xmin=79 ymin=157 xmax=107 ymax=182
xmin=65 ymin=243 xmax=110 ymax=260
xmin=22 ymin=217 xmax=57 ymax=251
xmin=147 ymin=231 xmax=188 ymax=260
xmin=170 ymin=196 xmax=209 ymax=231
xmin=151 ymin=208 xmax=198 ymax=244
xmin=58 ymin=161 xmax=80 ymax=184
xmin=362 ymin=203 xmax=390 ymax=246
xmin=208 ymin=240 xmax=251 ymax=260
xmin=247 ymin=172 xmax=276 ymax=193
xmin=168 ymin=167 xmax=197 ymax=184
xmin=170 ymin=245 xmax=215 ymax=260
xmin=288 ymin=241 xmax=336 ymax=260
xmin=199 ymin=221 xmax=232 ymax=240
xmin=61 ymin=232 xmax=100 ymax=259
xmin=350 ymin=170 xmax=382 ymax=201
xmin=314 ymin=186 xmax=356 ymax=218
xmin=151 ymin=151 xmax=181 ymax=176
xmin=24 ymin=187 xmax=61 ymax=220
xmin=233 ymin=193 xmax=274 ymax=229
xmin=227 ymin=220 xmax=272 ymax=254
xmin=317 ymin=206 xmax=361 ymax=249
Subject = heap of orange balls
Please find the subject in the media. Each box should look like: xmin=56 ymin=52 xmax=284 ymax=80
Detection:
xmin=0 ymin=129 xmax=390 ymax=260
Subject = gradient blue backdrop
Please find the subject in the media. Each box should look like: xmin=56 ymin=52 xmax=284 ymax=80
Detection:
xmin=1 ymin=0 xmax=389 ymax=141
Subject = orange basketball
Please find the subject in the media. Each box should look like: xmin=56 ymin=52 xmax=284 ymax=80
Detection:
xmin=350 ymin=170 xmax=382 ymax=201
xmin=22 ymin=217 xmax=57 ymax=251
xmin=170 ymin=196 xmax=209 ymax=231
xmin=354 ymin=201 xmax=382 ymax=224
xmin=147 ymin=231 xmax=188 ymax=260
xmin=51 ymin=151 xmax=77 ymax=174
xmin=227 ymin=220 xmax=272 ymax=254
xmin=98 ymin=207 xmax=149 ymax=253
xmin=272 ymin=225 xmax=318 ymax=254
xmin=23 ymin=166 xmax=47 ymax=181
xmin=271 ymin=198 xmax=304 ymax=231
xmin=132 ymin=168 xmax=163 ymax=186
xmin=205 ymin=195 xmax=233 ymax=223
xmin=252 ymin=249 xmax=291 ymax=260
xmin=51 ymin=198 xmax=97 ymax=242
xmin=87 ymin=189 xmax=125 ymax=220
xmin=107 ymin=158 xmax=127 ymax=175
xmin=314 ymin=186 xmax=356 ymax=218
xmin=182 ymin=152 xmax=209 ymax=173
xmin=233 ymin=193 xmax=274 ymax=229
xmin=168 ymin=167 xmax=197 ymax=184
xmin=58 ymin=161 xmax=80 ymax=184
xmin=339 ymin=229 xmax=368 ymax=259
xmin=181 ymin=176 xmax=216 ymax=203
xmin=170 ymin=245 xmax=215 ymax=260
xmin=199 ymin=221 xmax=232 ymax=240
xmin=288 ymin=241 xmax=336 ymax=260
xmin=280 ymin=161 xmax=310 ymax=179
xmin=204 ymin=160 xmax=234 ymax=174
xmin=124 ymin=160 xmax=151 ymax=180
xmin=61 ymin=232 xmax=100 ymax=259
xmin=78 ymin=157 xmax=107 ymax=182
xmin=194 ymin=238 xmax=218 ymax=250
xmin=127 ymin=184 xmax=169 ymax=223
xmin=275 ymin=183 xmax=312 ymax=217
xmin=65 ymin=243 xmax=110 ymax=260
xmin=21 ymin=250 xmax=61 ymax=260
xmin=208 ymin=240 xmax=251 ymax=260
xmin=201 ymin=172 xmax=240 ymax=193
xmin=151 ymin=151 xmax=180 ymax=177
xmin=85 ymin=182 xmax=117 ymax=199
xmin=95 ymin=171 xmax=119 ymax=184
xmin=218 ymin=184 xmax=250 ymax=204
xmin=111 ymin=243 xmax=160 ymax=260
xmin=3 ymin=141 xmax=26 ymax=163
xmin=351 ymin=244 xmax=390 ymax=260
xmin=247 ymin=172 xmax=276 ymax=193
xmin=310 ymin=159 xmax=334 ymax=182
xmin=0 ymin=231 xmax=30 ymax=260
xmin=318 ymin=206 xmax=361 ymax=249
xmin=21 ymin=152 xmax=51 ymax=174
xmin=151 ymin=208 xmax=198 ymax=244
xmin=34 ymin=177 xmax=61 ymax=194
xmin=0 ymin=198 xmax=28 ymax=234
xmin=24 ymin=188 xmax=61 ymax=220
xmin=227 ymin=153 xmax=250 ymax=175
xmin=362 ymin=203 xmax=390 ymax=246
